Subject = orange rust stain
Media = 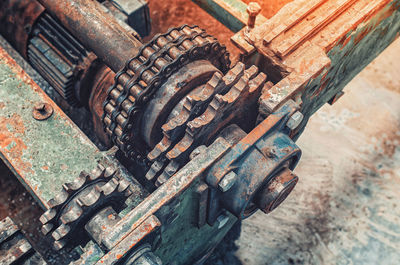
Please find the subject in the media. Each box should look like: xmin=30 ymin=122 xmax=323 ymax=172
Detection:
xmin=0 ymin=102 xmax=5 ymax=110
xmin=0 ymin=113 xmax=33 ymax=175
xmin=42 ymin=165 xmax=49 ymax=170
xmin=116 ymin=254 xmax=123 ymax=259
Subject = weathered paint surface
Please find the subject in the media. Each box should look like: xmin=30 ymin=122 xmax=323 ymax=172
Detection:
xmin=236 ymin=38 xmax=400 ymax=265
xmin=299 ymin=0 xmax=400 ymax=128
xmin=254 ymin=0 xmax=400 ymax=130
xmin=0 ymin=46 xmax=103 ymax=208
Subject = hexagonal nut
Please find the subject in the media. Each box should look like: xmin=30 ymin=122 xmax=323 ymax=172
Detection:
xmin=218 ymin=171 xmax=238 ymax=192
xmin=286 ymin=111 xmax=304 ymax=130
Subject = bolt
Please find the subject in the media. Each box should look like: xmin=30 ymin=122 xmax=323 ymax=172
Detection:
xmin=286 ymin=111 xmax=303 ymax=130
xmin=125 ymin=244 xmax=162 ymax=265
xmin=218 ymin=171 xmax=237 ymax=192
xmin=246 ymin=2 xmax=262 ymax=29
xmin=216 ymin=214 xmax=230 ymax=229
xmin=254 ymin=168 xmax=298 ymax=214
xmin=32 ymin=102 xmax=53 ymax=121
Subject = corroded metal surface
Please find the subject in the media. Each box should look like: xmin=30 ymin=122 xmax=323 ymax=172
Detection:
xmin=247 ymin=0 xmax=400 ymax=133
xmin=0 ymin=0 xmax=45 ymax=58
xmin=37 ymin=0 xmax=142 ymax=72
xmin=0 ymin=216 xmax=46 ymax=264
xmin=0 ymin=46 xmax=103 ymax=207
xmin=236 ymin=38 xmax=400 ymax=265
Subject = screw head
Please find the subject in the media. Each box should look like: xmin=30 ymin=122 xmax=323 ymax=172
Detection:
xmin=286 ymin=111 xmax=304 ymax=130
xmin=32 ymin=102 xmax=53 ymax=121
xmin=218 ymin=171 xmax=238 ymax=192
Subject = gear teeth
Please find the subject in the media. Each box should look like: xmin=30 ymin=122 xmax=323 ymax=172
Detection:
xmin=155 ymin=161 xmax=180 ymax=187
xmin=39 ymin=163 xmax=130 ymax=250
xmin=41 ymin=223 xmax=54 ymax=235
xmin=52 ymin=224 xmax=70 ymax=241
xmin=145 ymin=160 xmax=165 ymax=181
xmin=155 ymin=65 xmax=267 ymax=185
xmin=118 ymin=179 xmax=132 ymax=195
xmin=147 ymin=63 xmax=248 ymax=185
xmin=40 ymin=209 xmax=56 ymax=224
xmin=53 ymin=239 xmax=66 ymax=251
xmin=60 ymin=204 xmax=83 ymax=224
xmin=103 ymin=25 xmax=231 ymax=160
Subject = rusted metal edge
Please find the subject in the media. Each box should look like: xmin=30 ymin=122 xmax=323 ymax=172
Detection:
xmin=96 ymin=215 xmax=161 ymax=264
xmin=0 ymin=46 xmax=103 ymax=208
xmin=257 ymin=0 xmax=400 ymax=115
xmin=101 ymin=137 xmax=232 ymax=250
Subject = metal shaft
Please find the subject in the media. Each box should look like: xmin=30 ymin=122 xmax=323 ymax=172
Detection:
xmin=37 ymin=0 xmax=142 ymax=72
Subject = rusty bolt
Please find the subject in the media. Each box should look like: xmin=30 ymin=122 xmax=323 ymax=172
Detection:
xmin=254 ymin=168 xmax=298 ymax=214
xmin=246 ymin=2 xmax=262 ymax=29
xmin=218 ymin=171 xmax=238 ymax=192
xmin=286 ymin=111 xmax=303 ymax=130
xmin=32 ymin=102 xmax=53 ymax=121
xmin=125 ymin=245 xmax=162 ymax=265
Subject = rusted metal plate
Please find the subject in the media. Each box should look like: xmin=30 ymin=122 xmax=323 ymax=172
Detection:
xmin=96 ymin=215 xmax=161 ymax=264
xmin=248 ymin=0 xmax=400 ymax=131
xmin=0 ymin=46 xmax=104 ymax=208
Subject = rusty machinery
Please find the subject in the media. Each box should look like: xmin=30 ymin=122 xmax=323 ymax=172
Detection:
xmin=0 ymin=0 xmax=399 ymax=264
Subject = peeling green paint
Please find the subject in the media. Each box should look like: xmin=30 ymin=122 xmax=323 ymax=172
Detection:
xmin=0 ymin=48 xmax=104 ymax=208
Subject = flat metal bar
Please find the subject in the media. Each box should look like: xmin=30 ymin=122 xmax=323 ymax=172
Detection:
xmin=0 ymin=46 xmax=104 ymax=208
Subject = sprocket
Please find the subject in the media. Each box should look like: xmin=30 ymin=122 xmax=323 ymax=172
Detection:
xmin=39 ymin=164 xmax=132 ymax=250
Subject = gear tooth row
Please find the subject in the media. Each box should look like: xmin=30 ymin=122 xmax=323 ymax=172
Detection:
xmin=102 ymin=25 xmax=231 ymax=160
xmin=39 ymin=164 xmax=131 ymax=250
xmin=145 ymin=62 xmax=249 ymax=183
xmin=154 ymin=64 xmax=268 ymax=186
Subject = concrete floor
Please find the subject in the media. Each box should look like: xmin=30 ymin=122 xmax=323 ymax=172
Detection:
xmin=235 ymin=39 xmax=400 ymax=265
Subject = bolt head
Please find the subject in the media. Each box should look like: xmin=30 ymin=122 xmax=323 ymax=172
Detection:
xmin=218 ymin=171 xmax=237 ymax=192
xmin=32 ymin=102 xmax=53 ymax=121
xmin=216 ymin=214 xmax=230 ymax=229
xmin=286 ymin=111 xmax=304 ymax=130
xmin=247 ymin=2 xmax=261 ymax=16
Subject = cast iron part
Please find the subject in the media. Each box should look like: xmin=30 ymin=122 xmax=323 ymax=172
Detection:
xmin=147 ymin=62 xmax=270 ymax=187
xmin=254 ymin=167 xmax=299 ymax=214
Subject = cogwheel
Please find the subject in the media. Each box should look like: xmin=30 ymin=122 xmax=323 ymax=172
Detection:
xmin=145 ymin=63 xmax=246 ymax=182
xmin=39 ymin=164 xmax=132 ymax=250
xmin=155 ymin=65 xmax=272 ymax=186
